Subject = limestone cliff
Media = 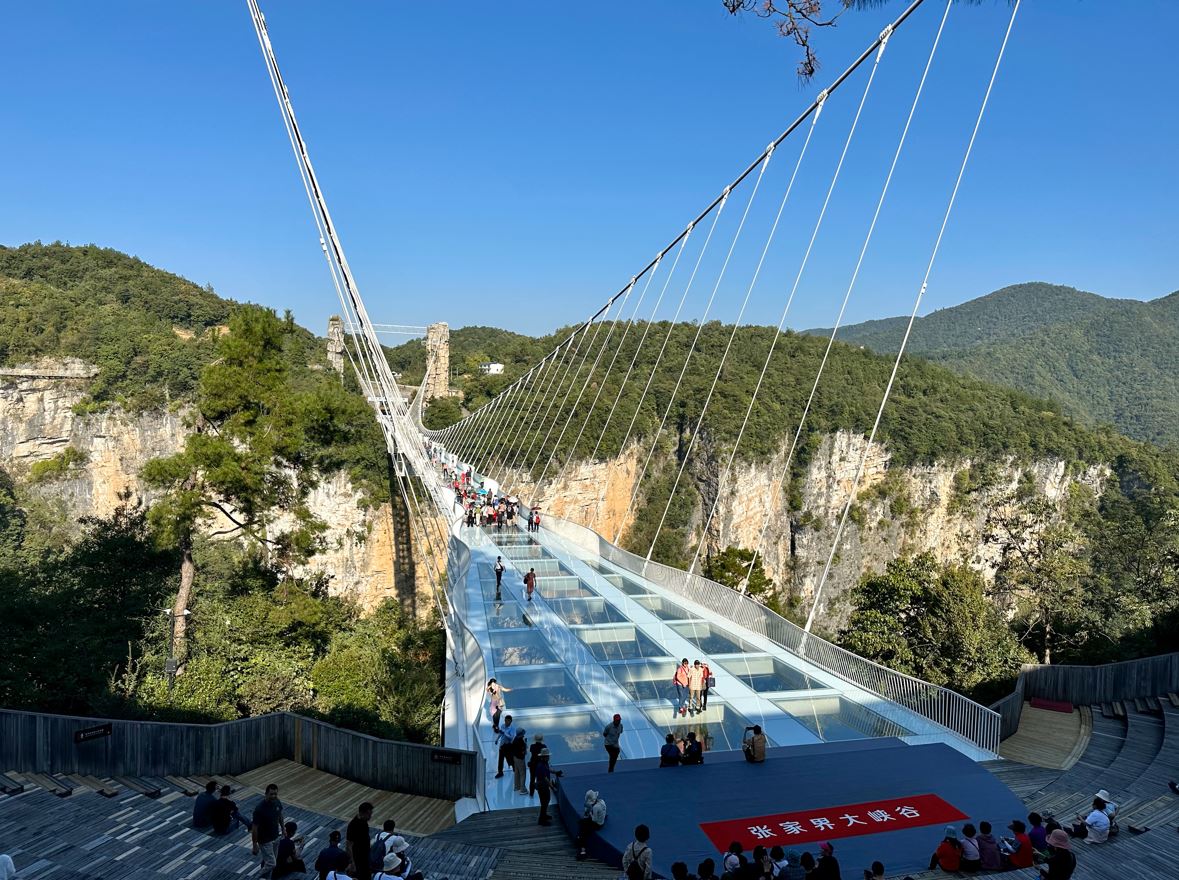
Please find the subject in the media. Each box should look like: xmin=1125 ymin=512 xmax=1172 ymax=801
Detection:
xmin=0 ymin=364 xmax=431 ymax=615
xmin=539 ymin=431 xmax=1107 ymax=626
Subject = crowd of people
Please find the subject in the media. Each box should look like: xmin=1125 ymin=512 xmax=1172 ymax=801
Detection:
xmin=445 ymin=466 xmax=541 ymax=533
xmin=190 ymin=782 xmax=422 ymax=880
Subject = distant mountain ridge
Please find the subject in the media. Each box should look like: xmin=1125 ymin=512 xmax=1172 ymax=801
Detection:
xmin=806 ymin=282 xmax=1179 ymax=447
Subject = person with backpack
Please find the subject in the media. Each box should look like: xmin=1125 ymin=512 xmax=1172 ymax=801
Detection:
xmin=722 ymin=841 xmax=746 ymax=877
xmin=345 ymin=802 xmax=374 ymax=880
xmin=575 ymin=789 xmax=607 ymax=861
xmin=373 ymin=836 xmax=414 ymax=880
xmin=524 ymin=568 xmax=537 ymax=602
xmin=621 ymin=824 xmax=653 ymax=880
xmin=367 ymin=820 xmax=399 ymax=877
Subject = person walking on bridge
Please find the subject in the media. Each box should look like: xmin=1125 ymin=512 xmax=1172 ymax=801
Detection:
xmin=494 ymin=556 xmax=505 ymax=599
xmin=524 ymin=568 xmax=537 ymax=602
xmin=672 ymin=659 xmax=690 ymax=716
xmin=602 ymin=714 xmax=623 ymax=772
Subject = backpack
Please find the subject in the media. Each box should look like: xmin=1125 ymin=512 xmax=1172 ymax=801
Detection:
xmin=625 ymin=844 xmax=648 ymax=880
xmin=370 ymin=832 xmax=392 ymax=872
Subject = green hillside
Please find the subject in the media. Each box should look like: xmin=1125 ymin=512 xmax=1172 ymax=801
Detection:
xmin=806 ymin=282 xmax=1179 ymax=447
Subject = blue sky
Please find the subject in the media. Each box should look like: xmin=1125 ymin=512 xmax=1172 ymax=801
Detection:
xmin=3 ymin=1 xmax=1176 ymax=339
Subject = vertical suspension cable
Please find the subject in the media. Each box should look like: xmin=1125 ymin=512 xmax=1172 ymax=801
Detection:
xmin=803 ymin=0 xmax=1021 ymax=634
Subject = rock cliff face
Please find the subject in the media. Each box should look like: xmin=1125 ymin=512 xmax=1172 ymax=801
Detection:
xmin=0 ymin=368 xmax=430 ymax=615
xmin=540 ymin=431 xmax=1108 ymax=626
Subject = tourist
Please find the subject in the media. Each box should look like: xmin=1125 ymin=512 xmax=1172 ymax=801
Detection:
xmin=511 ymin=727 xmax=529 ymax=794
xmin=742 ymin=725 xmax=767 ymax=763
xmin=813 ymin=842 xmax=840 ymax=880
xmin=370 ymin=821 xmax=400 ymax=877
xmin=493 ymin=556 xmax=505 ymax=598
xmin=1170 ymin=779 xmax=1179 ymax=796
xmin=252 ymin=784 xmax=285 ymax=878
xmin=534 ymin=747 xmax=553 ymax=825
xmin=273 ymin=821 xmax=306 ymax=879
xmin=697 ymin=857 xmax=720 ymax=880
xmin=193 ymin=780 xmax=219 ymax=829
xmin=798 ymin=852 xmax=816 ymax=877
xmin=533 ymin=509 xmax=541 ymax=532
xmin=1000 ymin=819 xmax=1034 ymax=869
xmin=751 ymin=845 xmax=774 ymax=879
xmin=660 ymin=733 xmax=682 ymax=767
xmin=575 ymin=789 xmax=608 ymax=861
xmin=603 ymin=713 xmax=624 ymax=772
xmin=864 ymin=861 xmax=885 ymax=880
xmin=373 ymin=837 xmax=412 ymax=880
xmin=928 ymin=826 xmax=962 ymax=871
xmin=529 ymin=733 xmax=545 ymax=795
xmin=524 ymin=568 xmax=537 ymax=601
xmin=1039 ymin=829 xmax=1076 ymax=880
xmin=722 ymin=842 xmax=745 ymax=876
xmin=0 ymin=854 xmax=15 ymax=880
xmin=688 ymin=660 xmax=705 ymax=715
xmin=213 ymin=784 xmax=250 ymax=835
xmin=1094 ymin=788 xmax=1119 ymax=833
xmin=344 ymin=801 xmax=374 ymax=880
xmin=1067 ymin=796 xmax=1110 ymax=843
xmin=621 ymin=824 xmax=654 ymax=880
xmin=487 ymin=678 xmax=510 ymax=733
xmin=777 ymin=848 xmax=806 ymax=880
xmin=495 ymin=714 xmax=516 ymax=777
xmin=681 ymin=730 xmax=703 ymax=765
xmin=314 ymin=831 xmax=348 ymax=880
xmin=701 ymin=660 xmax=713 ymax=710
xmin=1027 ymin=812 xmax=1048 ymax=852
xmin=959 ymin=823 xmax=981 ymax=872
xmin=670 ymin=862 xmax=690 ymax=880
xmin=976 ymin=821 xmax=1002 ymax=871
xmin=673 ymin=659 xmax=691 ymax=716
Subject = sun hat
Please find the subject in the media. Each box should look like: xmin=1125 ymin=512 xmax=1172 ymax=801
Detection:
xmin=539 ymin=748 xmax=551 ymax=758
xmin=1095 ymin=789 xmax=1112 ymax=802
xmin=944 ymin=826 xmax=959 ymax=840
xmin=1047 ymin=829 xmax=1071 ymax=850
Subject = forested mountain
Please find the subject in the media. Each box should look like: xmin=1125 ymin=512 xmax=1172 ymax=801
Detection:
xmin=806 ymin=282 xmax=1179 ymax=447
xmin=0 ymin=243 xmax=440 ymax=741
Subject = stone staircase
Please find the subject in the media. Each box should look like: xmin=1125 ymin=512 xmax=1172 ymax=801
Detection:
xmin=0 ymin=772 xmax=498 ymax=880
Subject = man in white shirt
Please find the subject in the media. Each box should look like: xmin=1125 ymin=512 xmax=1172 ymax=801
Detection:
xmin=1069 ymin=796 xmax=1110 ymax=843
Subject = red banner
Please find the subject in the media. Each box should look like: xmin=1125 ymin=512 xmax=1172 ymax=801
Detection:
xmin=699 ymin=793 xmax=967 ymax=851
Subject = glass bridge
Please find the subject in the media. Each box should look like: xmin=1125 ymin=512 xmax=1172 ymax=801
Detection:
xmin=444 ymin=511 xmax=995 ymax=811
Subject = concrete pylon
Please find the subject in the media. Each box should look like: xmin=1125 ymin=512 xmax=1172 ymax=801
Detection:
xmin=423 ymin=322 xmax=450 ymax=402
xmin=326 ymin=315 xmax=345 ymax=375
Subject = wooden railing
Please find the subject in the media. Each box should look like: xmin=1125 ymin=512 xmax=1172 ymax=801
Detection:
xmin=0 ymin=708 xmax=478 ymax=801
xmin=991 ymin=652 xmax=1179 ymax=741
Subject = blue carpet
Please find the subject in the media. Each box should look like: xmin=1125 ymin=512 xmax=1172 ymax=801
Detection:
xmin=556 ymin=740 xmax=1026 ymax=878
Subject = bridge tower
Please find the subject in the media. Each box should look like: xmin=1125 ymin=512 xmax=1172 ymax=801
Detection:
xmin=423 ymin=321 xmax=450 ymax=402
xmin=326 ymin=315 xmax=346 ymax=375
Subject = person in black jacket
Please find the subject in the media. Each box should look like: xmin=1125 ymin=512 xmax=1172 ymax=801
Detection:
xmin=1039 ymin=829 xmax=1076 ymax=880
xmin=813 ymin=841 xmax=841 ymax=879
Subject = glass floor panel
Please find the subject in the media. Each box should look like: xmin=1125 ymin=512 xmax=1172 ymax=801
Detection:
xmin=668 ymin=620 xmax=757 ymax=655
xmin=641 ymin=702 xmax=766 ymax=754
xmin=493 ymin=667 xmax=590 ymax=709
xmin=489 ymin=630 xmax=560 ymax=667
xmin=548 ymin=597 xmax=629 ymax=626
xmin=574 ymin=624 xmax=670 ymax=662
xmin=711 ymin=655 xmax=824 ymax=693
xmin=502 ymin=545 xmax=551 ymax=560
xmin=485 ymin=600 xmax=532 ymax=630
xmin=534 ymin=576 xmax=599 ymax=599
xmin=519 ymin=712 xmax=608 ymax=766
xmin=773 ymin=695 xmax=913 ymax=741
xmin=477 ymin=579 xmax=510 ymax=600
xmin=633 ymin=595 xmax=700 ymax=622
xmin=605 ymin=659 xmax=685 ymax=703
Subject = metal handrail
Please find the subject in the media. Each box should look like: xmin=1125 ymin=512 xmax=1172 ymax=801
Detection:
xmin=547 ymin=516 xmax=1000 ymax=754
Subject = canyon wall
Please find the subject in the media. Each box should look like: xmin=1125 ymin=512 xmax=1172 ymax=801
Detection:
xmin=0 ymin=364 xmax=433 ymax=615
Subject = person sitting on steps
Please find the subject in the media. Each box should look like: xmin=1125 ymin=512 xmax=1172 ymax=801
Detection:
xmin=575 ymin=789 xmax=608 ymax=861
xmin=742 ymin=725 xmax=766 ymax=763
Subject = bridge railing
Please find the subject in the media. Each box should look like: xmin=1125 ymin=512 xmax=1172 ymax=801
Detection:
xmin=545 ymin=517 xmax=1000 ymax=754
xmin=0 ymin=708 xmax=478 ymax=801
